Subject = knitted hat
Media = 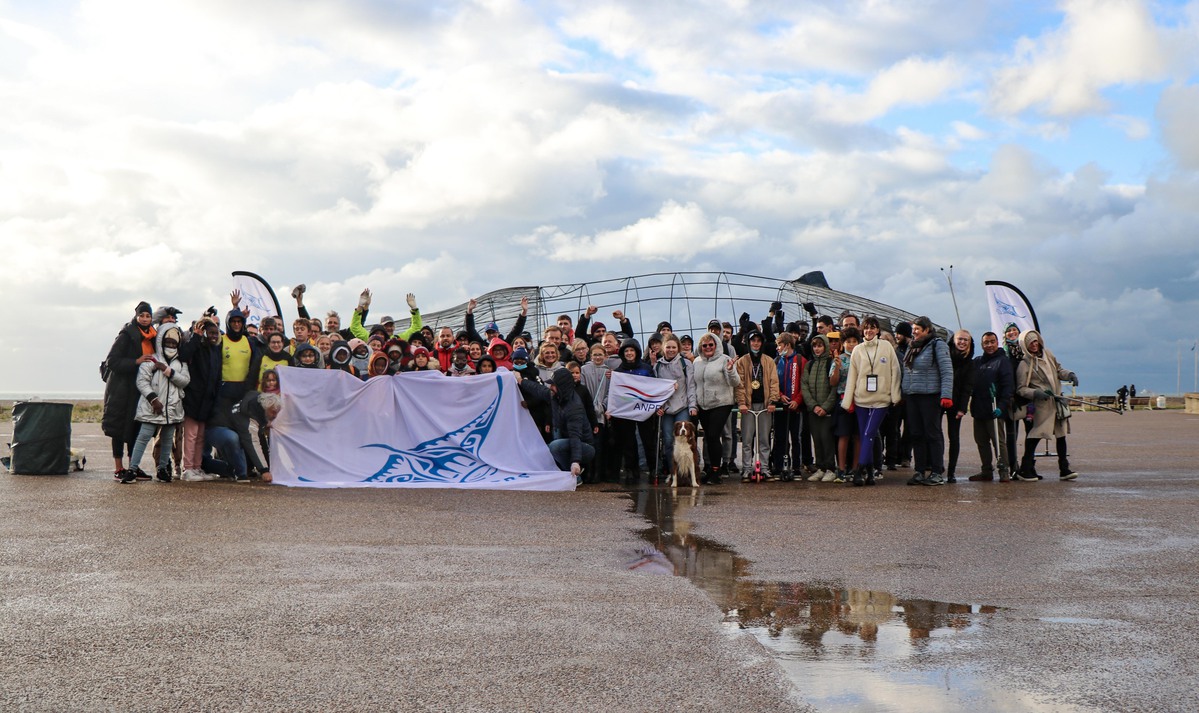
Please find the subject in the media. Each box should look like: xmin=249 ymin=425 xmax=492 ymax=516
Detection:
xmin=135 ymin=301 xmax=152 ymax=316
xmin=512 ymin=347 xmax=530 ymax=361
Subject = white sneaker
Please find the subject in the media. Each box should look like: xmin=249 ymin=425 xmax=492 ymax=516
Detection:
xmin=181 ymin=469 xmax=204 ymax=482
xmin=807 ymin=471 xmax=823 ymax=481
xmin=820 ymin=470 xmax=837 ymax=482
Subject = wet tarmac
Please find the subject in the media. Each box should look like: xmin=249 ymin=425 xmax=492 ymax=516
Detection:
xmin=3 ymin=409 xmax=1199 ymax=711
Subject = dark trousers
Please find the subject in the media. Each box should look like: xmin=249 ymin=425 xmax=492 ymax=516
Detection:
xmin=698 ymin=405 xmax=733 ymax=473
xmin=906 ymin=394 xmax=945 ymax=475
xmin=1021 ymin=436 xmax=1070 ymax=475
xmin=946 ymin=413 xmax=964 ymax=477
xmin=611 ymin=416 xmax=658 ymax=476
xmin=770 ymin=407 xmax=803 ymax=472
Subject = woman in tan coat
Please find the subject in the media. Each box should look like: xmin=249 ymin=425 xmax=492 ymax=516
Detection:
xmin=1014 ymin=329 xmax=1079 ymax=481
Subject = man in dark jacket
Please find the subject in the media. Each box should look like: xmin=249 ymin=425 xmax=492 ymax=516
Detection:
xmin=205 ymin=391 xmax=280 ymax=482
xmin=969 ymin=331 xmax=1016 ymax=482
xmin=179 ymin=317 xmax=223 ymax=481
xmin=519 ymin=369 xmax=594 ymax=483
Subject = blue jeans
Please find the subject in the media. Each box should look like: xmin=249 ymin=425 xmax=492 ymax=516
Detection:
xmin=547 ymin=439 xmax=595 ymax=472
xmin=130 ymin=422 xmax=176 ymax=472
xmin=205 ymin=426 xmax=246 ymax=477
xmin=658 ymin=410 xmax=691 ymax=472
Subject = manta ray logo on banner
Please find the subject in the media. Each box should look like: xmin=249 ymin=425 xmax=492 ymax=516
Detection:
xmin=984 ymin=280 xmax=1040 ymax=338
xmin=270 ymin=368 xmax=573 ymax=491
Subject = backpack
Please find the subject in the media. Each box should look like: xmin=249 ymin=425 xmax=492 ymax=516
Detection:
xmin=99 ymin=360 xmax=111 ymax=382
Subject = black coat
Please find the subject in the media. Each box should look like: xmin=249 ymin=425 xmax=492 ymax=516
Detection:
xmin=950 ymin=338 xmax=976 ymax=414
xmin=180 ymin=336 xmax=222 ymax=422
xmin=971 ymin=349 xmax=1015 ymax=419
xmin=101 ymin=320 xmax=147 ymax=438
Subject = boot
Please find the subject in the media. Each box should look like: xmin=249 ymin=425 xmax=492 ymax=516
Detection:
xmin=156 ymin=466 xmax=172 ymax=483
xmin=1057 ymin=437 xmax=1078 ymax=480
xmin=852 ymin=468 xmax=865 ymax=487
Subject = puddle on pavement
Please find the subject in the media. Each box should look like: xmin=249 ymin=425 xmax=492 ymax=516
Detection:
xmin=625 ymin=487 xmax=1077 ymax=713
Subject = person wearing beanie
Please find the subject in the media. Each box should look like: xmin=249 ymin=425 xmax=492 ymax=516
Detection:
xmin=575 ymin=305 xmax=633 ymax=347
xmin=405 ymin=345 xmax=438 ymax=372
xmin=102 ymin=301 xmax=159 ymax=481
xmin=120 ymin=324 xmax=191 ymax=483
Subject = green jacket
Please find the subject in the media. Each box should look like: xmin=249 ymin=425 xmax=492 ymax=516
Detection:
xmin=350 ymin=308 xmax=423 ymax=342
xmin=801 ymin=336 xmax=837 ymax=414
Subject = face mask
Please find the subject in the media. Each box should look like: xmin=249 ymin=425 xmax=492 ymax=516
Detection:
xmin=163 ymin=345 xmax=178 ymax=360
xmin=514 ymin=362 xmax=527 ymax=371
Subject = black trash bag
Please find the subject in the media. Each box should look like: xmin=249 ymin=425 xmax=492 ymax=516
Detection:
xmin=10 ymin=402 xmax=73 ymax=475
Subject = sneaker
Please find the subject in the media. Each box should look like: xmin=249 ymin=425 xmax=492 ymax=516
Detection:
xmin=886 ymin=463 xmax=898 ymax=471
xmin=923 ymin=473 xmax=946 ymax=486
xmin=118 ymin=469 xmax=137 ymax=484
xmin=832 ymin=471 xmax=847 ymax=484
xmin=906 ymin=472 xmax=927 ymax=486
xmin=576 ymin=475 xmax=583 ymax=486
xmin=156 ymin=467 xmax=172 ymax=483
xmin=999 ymin=470 xmax=1011 ymax=483
xmin=852 ymin=469 xmax=865 ymax=487
xmin=741 ymin=471 xmax=752 ymax=483
xmin=234 ymin=474 xmax=250 ymax=483
xmin=766 ymin=474 xmax=780 ymax=482
xmin=1014 ymin=470 xmax=1040 ymax=482
xmin=874 ymin=469 xmax=884 ymax=481
xmin=1060 ymin=470 xmax=1079 ymax=481
xmin=113 ymin=470 xmax=124 ymax=481
xmin=133 ymin=467 xmax=152 ymax=481
xmin=900 ymin=460 xmax=911 ymax=469
xmin=968 ymin=472 xmax=994 ymax=482
xmin=865 ymin=470 xmax=876 ymax=486
xmin=820 ymin=470 xmax=836 ymax=482
xmin=945 ymin=474 xmax=957 ymax=484
xmin=807 ymin=471 xmax=823 ymax=481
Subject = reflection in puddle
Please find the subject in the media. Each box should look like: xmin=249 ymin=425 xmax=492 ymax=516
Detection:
xmin=626 ymin=488 xmax=1079 ymax=713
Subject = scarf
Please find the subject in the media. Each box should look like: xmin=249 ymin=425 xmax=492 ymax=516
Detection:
xmin=903 ymin=334 xmax=933 ymax=369
xmin=138 ymin=324 xmax=158 ymax=357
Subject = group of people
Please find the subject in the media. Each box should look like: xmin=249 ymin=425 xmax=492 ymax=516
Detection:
xmin=101 ymin=285 xmax=1082 ymax=488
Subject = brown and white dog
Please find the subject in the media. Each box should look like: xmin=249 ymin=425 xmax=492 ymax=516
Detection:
xmin=667 ymin=421 xmax=701 ymax=488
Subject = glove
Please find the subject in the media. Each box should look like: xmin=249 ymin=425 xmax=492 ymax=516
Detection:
xmin=993 ymin=408 xmax=1003 ymax=418
xmin=1042 ymin=389 xmax=1056 ymax=398
xmin=769 ymin=301 xmax=782 ymax=314
xmin=940 ymin=398 xmax=954 ymax=410
xmin=802 ymin=301 xmax=817 ymax=316
xmin=1068 ymin=372 xmax=1079 ymax=387
xmin=738 ymin=312 xmax=751 ymax=327
xmin=358 ymin=289 xmax=371 ymax=310
xmin=406 ymin=292 xmax=418 ymax=310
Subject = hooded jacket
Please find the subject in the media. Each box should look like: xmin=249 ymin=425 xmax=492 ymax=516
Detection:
xmin=487 ymin=337 xmax=514 ymax=371
xmin=294 ymin=343 xmax=323 ymax=369
xmin=134 ymin=326 xmax=191 ymax=425
xmin=221 ymin=308 xmax=260 ymax=385
xmin=180 ymin=323 xmax=223 ymax=422
xmin=348 ymin=338 xmax=371 ymax=376
xmin=801 ymin=335 xmax=837 ymax=414
xmin=614 ymin=338 xmax=652 ymax=377
xmin=367 ymin=351 xmax=391 ymax=378
xmin=775 ymin=347 xmax=805 ymax=408
xmin=1015 ymin=330 xmax=1076 ymax=440
xmin=692 ymin=344 xmax=741 ymax=410
xmin=520 ymin=368 xmax=594 ymax=465
xmin=580 ymin=360 xmax=610 ymax=418
xmin=653 ymin=353 xmax=697 ymax=415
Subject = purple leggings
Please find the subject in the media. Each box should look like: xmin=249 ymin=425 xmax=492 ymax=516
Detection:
xmin=855 ymin=406 xmax=888 ymax=467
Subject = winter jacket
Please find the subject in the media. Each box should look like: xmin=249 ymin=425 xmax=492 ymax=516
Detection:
xmin=180 ymin=331 xmax=222 ymax=422
xmin=775 ymin=350 xmax=805 ymax=408
xmin=207 ymin=390 xmax=272 ymax=473
xmin=841 ymin=337 xmax=902 ymax=410
xmin=971 ymin=348 xmax=1014 ymax=420
xmin=350 ymin=308 xmax=423 ymax=342
xmin=950 ymin=336 xmax=976 ymax=415
xmin=520 ymin=369 xmax=594 ymax=465
xmin=734 ymin=352 xmax=780 ymax=408
xmin=486 ymin=338 xmax=514 ymax=371
xmin=900 ymin=336 xmax=953 ymax=398
xmin=1015 ymin=330 xmax=1076 ymax=440
xmin=102 ymin=318 xmax=151 ymax=438
xmin=134 ymin=327 xmax=191 ymax=425
xmin=465 ymin=311 xmax=526 ymax=348
xmin=614 ymin=339 xmax=652 ymax=378
xmin=801 ymin=336 xmax=837 ymax=414
xmin=692 ymin=352 xmax=741 ymax=410
xmin=653 ymin=355 xmax=697 ymax=415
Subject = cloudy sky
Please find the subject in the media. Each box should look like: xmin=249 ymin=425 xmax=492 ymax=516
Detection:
xmin=2 ymin=0 xmax=1197 ymax=396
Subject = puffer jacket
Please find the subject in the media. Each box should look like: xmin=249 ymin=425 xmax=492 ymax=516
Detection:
xmin=901 ymin=336 xmax=953 ymax=398
xmin=801 ymin=335 xmax=837 ymax=414
xmin=653 ymin=355 xmax=697 ymax=415
xmin=134 ymin=326 xmax=191 ymax=425
xmin=692 ymin=352 xmax=741 ymax=410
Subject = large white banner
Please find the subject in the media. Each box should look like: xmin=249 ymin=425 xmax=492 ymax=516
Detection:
xmin=271 ymin=367 xmax=573 ymax=491
xmin=231 ymin=271 xmax=281 ymax=330
xmin=985 ymin=280 xmax=1039 ymax=337
xmin=607 ymin=372 xmax=676 ymax=422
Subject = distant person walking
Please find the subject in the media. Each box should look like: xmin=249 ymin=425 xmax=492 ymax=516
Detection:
xmin=1117 ymin=385 xmax=1129 ymax=411
xmin=1129 ymin=384 xmax=1137 ymax=410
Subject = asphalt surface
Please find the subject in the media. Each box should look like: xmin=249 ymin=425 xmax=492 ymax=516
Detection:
xmin=2 ymin=409 xmax=1196 ymax=711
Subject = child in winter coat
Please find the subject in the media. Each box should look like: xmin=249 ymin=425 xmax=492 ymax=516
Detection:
xmin=121 ymin=325 xmax=190 ymax=483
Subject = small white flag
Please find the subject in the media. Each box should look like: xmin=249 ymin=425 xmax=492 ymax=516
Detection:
xmin=607 ymin=372 xmax=676 ymax=422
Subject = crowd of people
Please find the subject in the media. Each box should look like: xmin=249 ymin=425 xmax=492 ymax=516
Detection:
xmin=101 ymin=285 xmax=1081 ymax=488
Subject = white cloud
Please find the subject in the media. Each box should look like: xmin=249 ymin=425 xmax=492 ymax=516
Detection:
xmin=989 ymin=0 xmax=1169 ymax=117
xmin=1157 ymin=83 xmax=1199 ymax=169
xmin=521 ymin=201 xmax=757 ymax=261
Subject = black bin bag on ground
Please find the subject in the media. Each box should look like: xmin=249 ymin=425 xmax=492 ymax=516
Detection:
xmin=10 ymin=402 xmax=73 ymax=475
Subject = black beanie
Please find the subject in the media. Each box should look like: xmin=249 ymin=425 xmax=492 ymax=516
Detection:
xmin=895 ymin=322 xmax=913 ymax=338
xmin=135 ymin=301 xmax=152 ymax=316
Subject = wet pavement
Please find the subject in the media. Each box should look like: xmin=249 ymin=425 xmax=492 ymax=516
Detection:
xmin=3 ymin=409 xmax=1198 ymax=711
